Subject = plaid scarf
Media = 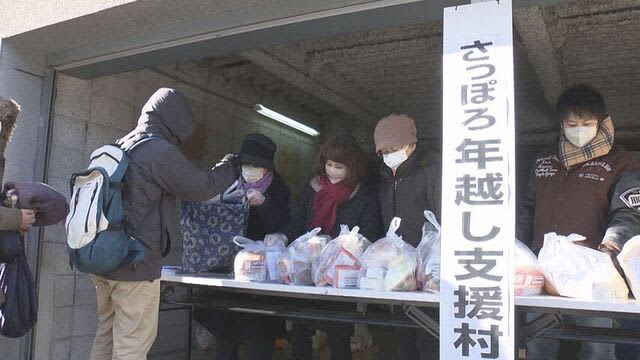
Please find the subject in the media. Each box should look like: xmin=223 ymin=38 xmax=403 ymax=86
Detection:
xmin=559 ymin=116 xmax=614 ymax=169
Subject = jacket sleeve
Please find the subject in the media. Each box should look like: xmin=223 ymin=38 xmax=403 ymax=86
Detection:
xmin=516 ymin=164 xmax=537 ymax=248
xmin=284 ymin=186 xmax=312 ymax=242
xmin=0 ymin=207 xmax=22 ymax=231
xmin=251 ymin=180 xmax=291 ymax=235
xmin=429 ymin=167 xmax=442 ymax=221
xmin=356 ymin=191 xmax=383 ymax=242
xmin=602 ymin=168 xmax=640 ymax=251
xmin=150 ymin=145 xmax=237 ymax=201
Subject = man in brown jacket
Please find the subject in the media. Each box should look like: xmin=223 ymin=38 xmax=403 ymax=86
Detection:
xmin=518 ymin=85 xmax=640 ymax=359
xmin=89 ymin=88 xmax=238 ymax=360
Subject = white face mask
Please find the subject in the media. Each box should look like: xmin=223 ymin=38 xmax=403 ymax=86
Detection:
xmin=564 ymin=125 xmax=598 ymax=148
xmin=325 ymin=161 xmax=347 ymax=184
xmin=383 ymin=147 xmax=409 ymax=170
xmin=241 ymin=165 xmax=266 ymax=183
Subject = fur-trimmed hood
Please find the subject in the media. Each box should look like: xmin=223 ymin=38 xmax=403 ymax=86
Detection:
xmin=0 ymin=96 xmax=21 ymax=184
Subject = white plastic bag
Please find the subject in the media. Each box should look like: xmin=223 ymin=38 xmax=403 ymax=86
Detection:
xmin=311 ymin=226 xmax=371 ymax=288
xmin=359 ymin=218 xmax=418 ymax=291
xmin=618 ymin=235 xmax=640 ymax=300
xmin=233 ymin=236 xmax=280 ymax=282
xmin=538 ymin=232 xmax=629 ymax=300
xmin=263 ymin=234 xmax=287 ymax=282
xmin=514 ymin=239 xmax=544 ymax=296
xmin=277 ymin=228 xmax=330 ymax=285
xmin=417 ymin=211 xmax=441 ymax=292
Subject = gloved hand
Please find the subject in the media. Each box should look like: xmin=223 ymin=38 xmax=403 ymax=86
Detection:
xmin=247 ymin=189 xmax=265 ymax=207
xmin=217 ymin=153 xmax=240 ymax=178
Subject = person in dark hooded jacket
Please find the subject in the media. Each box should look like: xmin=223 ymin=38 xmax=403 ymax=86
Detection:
xmin=89 ymin=88 xmax=237 ymax=360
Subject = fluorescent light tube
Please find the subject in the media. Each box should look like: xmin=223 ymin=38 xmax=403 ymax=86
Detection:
xmin=255 ymin=104 xmax=320 ymax=137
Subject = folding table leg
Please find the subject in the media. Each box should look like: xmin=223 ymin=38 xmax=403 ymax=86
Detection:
xmin=404 ymin=305 xmax=440 ymax=340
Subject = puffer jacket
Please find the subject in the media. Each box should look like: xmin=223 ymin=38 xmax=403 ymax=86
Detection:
xmin=102 ymin=88 xmax=236 ymax=281
xmin=286 ymin=176 xmax=382 ymax=241
xmin=517 ymin=143 xmax=640 ymax=253
xmin=379 ymin=149 xmax=441 ymax=247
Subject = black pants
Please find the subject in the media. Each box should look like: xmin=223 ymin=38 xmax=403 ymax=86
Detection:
xmin=215 ymin=335 xmax=274 ymax=360
xmin=291 ymin=321 xmax=352 ymax=360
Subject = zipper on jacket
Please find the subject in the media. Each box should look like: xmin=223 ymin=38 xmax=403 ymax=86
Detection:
xmin=66 ymin=187 xmax=81 ymax=233
xmin=84 ymin=182 xmax=99 ymax=233
xmin=393 ymin=179 xmax=398 ymax=216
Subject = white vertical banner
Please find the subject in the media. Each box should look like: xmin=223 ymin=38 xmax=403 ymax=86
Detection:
xmin=441 ymin=1 xmax=515 ymax=359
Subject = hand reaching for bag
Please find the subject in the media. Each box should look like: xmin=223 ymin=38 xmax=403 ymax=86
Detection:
xmin=20 ymin=209 xmax=36 ymax=232
xmin=246 ymin=189 xmax=265 ymax=207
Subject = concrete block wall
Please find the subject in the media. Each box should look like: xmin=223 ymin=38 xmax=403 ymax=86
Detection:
xmin=0 ymin=39 xmax=47 ymax=359
xmin=36 ymin=65 xmax=319 ymax=359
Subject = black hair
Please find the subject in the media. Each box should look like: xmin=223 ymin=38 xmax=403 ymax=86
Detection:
xmin=555 ymin=84 xmax=607 ymax=123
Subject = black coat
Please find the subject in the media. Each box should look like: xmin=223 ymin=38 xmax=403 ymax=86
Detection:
xmin=286 ymin=176 xmax=383 ymax=242
xmin=379 ymin=149 xmax=441 ymax=247
xmin=245 ymin=172 xmax=290 ymax=240
xmin=195 ymin=172 xmax=290 ymax=341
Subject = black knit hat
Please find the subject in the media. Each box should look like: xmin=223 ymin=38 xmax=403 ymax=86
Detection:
xmin=240 ymin=133 xmax=276 ymax=170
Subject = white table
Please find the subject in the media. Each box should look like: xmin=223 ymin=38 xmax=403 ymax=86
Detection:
xmin=161 ymin=271 xmax=640 ymax=350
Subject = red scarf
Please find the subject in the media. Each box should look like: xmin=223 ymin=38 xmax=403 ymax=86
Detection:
xmin=309 ymin=176 xmax=354 ymax=235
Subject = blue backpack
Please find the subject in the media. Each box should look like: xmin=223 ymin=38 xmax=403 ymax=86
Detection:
xmin=65 ymin=136 xmax=158 ymax=274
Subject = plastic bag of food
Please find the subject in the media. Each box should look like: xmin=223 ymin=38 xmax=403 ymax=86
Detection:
xmin=233 ymin=236 xmax=285 ymax=282
xmin=359 ymin=218 xmax=418 ymax=291
xmin=311 ymin=226 xmax=371 ymax=288
xmin=263 ymin=234 xmax=287 ymax=282
xmin=416 ymin=211 xmax=441 ymax=292
xmin=514 ymin=239 xmax=544 ymax=296
xmin=538 ymin=232 xmax=629 ymax=300
xmin=617 ymin=235 xmax=640 ymax=300
xmin=277 ymin=228 xmax=330 ymax=285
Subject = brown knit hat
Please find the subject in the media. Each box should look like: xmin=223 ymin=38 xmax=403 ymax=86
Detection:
xmin=374 ymin=114 xmax=417 ymax=153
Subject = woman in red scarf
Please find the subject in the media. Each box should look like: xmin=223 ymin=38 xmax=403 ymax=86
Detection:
xmin=285 ymin=134 xmax=382 ymax=360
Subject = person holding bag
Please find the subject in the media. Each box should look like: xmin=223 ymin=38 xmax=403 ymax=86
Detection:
xmin=195 ymin=133 xmax=290 ymax=360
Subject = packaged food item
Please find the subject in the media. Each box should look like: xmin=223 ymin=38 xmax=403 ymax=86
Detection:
xmin=311 ymin=226 xmax=371 ymax=287
xmin=359 ymin=218 xmax=418 ymax=291
xmin=277 ymin=228 xmax=330 ymax=285
xmin=335 ymin=265 xmax=361 ymax=289
xmin=538 ymin=232 xmax=629 ymax=300
xmin=416 ymin=211 xmax=441 ymax=292
xmin=233 ymin=236 xmax=285 ymax=282
xmin=514 ymin=239 xmax=544 ymax=296
xmin=617 ymin=235 xmax=640 ymax=299
xmin=264 ymin=234 xmax=287 ymax=282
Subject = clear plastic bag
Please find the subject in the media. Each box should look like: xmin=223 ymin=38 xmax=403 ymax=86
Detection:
xmin=277 ymin=228 xmax=330 ymax=285
xmin=514 ymin=239 xmax=544 ymax=296
xmin=359 ymin=218 xmax=418 ymax=291
xmin=233 ymin=236 xmax=285 ymax=282
xmin=311 ymin=226 xmax=371 ymax=288
xmin=416 ymin=211 xmax=441 ymax=292
xmin=618 ymin=235 xmax=640 ymax=300
xmin=538 ymin=232 xmax=629 ymax=300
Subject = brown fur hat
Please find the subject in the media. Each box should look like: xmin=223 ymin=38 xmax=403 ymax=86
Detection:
xmin=0 ymin=96 xmax=21 ymax=155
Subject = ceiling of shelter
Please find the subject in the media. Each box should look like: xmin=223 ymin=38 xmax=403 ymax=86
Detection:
xmin=197 ymin=0 xmax=640 ymax=148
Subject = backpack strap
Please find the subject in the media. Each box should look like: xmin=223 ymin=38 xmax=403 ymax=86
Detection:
xmin=121 ymin=135 xmax=161 ymax=154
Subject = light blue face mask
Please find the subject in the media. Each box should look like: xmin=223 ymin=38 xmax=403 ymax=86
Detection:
xmin=383 ymin=147 xmax=408 ymax=170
